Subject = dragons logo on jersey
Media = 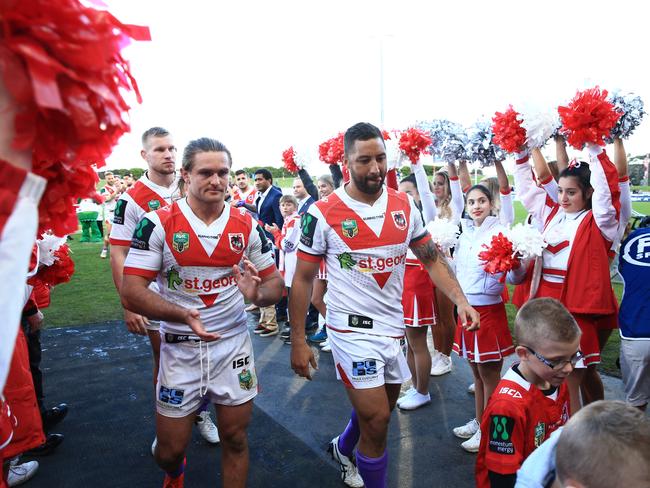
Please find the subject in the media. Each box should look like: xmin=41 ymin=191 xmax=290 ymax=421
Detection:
xmin=391 ymin=210 xmax=407 ymax=230
xmin=300 ymin=213 xmax=318 ymax=247
xmin=131 ymin=217 xmax=156 ymax=250
xmin=113 ymin=199 xmax=126 ymax=225
xmin=337 ymin=252 xmax=357 ymax=270
xmin=238 ymin=368 xmax=257 ymax=391
xmin=341 ymin=219 xmax=358 ymax=238
xmin=148 ymin=199 xmax=161 ymax=211
xmin=172 ymin=231 xmax=190 ymax=253
xmin=166 ymin=267 xmax=183 ymax=290
xmin=229 ymin=233 xmax=245 ymax=253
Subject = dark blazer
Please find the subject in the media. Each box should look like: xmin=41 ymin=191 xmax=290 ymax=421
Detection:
xmin=257 ymin=185 xmax=284 ymax=238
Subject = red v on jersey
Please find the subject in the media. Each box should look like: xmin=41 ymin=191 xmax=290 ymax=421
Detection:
xmin=319 ymin=188 xmax=411 ymax=251
xmin=373 ymin=272 xmax=392 ymax=289
xmin=128 ymin=180 xmax=168 ymax=213
xmin=199 ymin=293 xmax=219 ymax=307
xmin=159 ymin=203 xmax=252 ymax=267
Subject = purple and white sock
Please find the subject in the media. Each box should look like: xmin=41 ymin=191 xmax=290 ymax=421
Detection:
xmin=337 ymin=409 xmax=360 ymax=457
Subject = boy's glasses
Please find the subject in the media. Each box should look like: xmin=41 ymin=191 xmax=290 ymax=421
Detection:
xmin=523 ymin=346 xmax=582 ymax=371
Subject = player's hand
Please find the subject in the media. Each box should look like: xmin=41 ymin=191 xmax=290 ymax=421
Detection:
xmin=232 ymin=260 xmax=262 ymax=302
xmin=184 ymin=309 xmax=220 ymax=342
xmin=27 ymin=310 xmax=44 ymax=332
xmin=458 ymin=303 xmax=480 ymax=331
xmin=124 ymin=309 xmax=149 ymax=336
xmin=291 ymin=340 xmax=318 ymax=380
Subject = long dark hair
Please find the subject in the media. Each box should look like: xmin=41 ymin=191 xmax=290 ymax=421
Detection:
xmin=559 ymin=162 xmax=592 ymax=209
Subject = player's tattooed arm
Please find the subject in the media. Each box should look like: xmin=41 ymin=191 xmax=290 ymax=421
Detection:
xmin=411 ymin=238 xmax=480 ymax=331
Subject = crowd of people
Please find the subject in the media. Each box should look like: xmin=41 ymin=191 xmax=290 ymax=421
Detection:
xmin=2 ymin=121 xmax=650 ymax=488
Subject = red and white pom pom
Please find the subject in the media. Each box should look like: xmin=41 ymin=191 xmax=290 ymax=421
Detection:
xmin=398 ymin=127 xmax=432 ymax=164
xmin=558 ymin=86 xmax=622 ymax=149
xmin=37 ymin=233 xmax=68 ymax=267
xmin=478 ymin=232 xmax=520 ymax=282
xmin=282 ymin=146 xmax=303 ymax=174
xmin=30 ymin=244 xmax=75 ymax=288
xmin=426 ymin=218 xmax=460 ymax=251
xmin=492 ymin=106 xmax=527 ymax=153
xmin=318 ymin=133 xmax=345 ymax=165
xmin=509 ymin=224 xmax=546 ymax=259
xmin=0 ymin=0 xmax=150 ymax=236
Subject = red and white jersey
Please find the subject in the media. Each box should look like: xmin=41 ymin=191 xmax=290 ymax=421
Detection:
xmin=276 ymin=212 xmax=301 ymax=286
xmin=109 ymin=173 xmax=180 ymax=247
xmin=123 ymin=199 xmax=276 ymax=337
xmin=232 ymin=187 xmax=257 ymax=205
xmin=297 ymin=186 xmax=430 ymax=337
xmin=100 ymin=184 xmax=119 ymax=213
xmin=475 ymin=366 xmax=570 ymax=487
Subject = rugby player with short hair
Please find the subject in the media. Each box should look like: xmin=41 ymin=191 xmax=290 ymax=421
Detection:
xmin=121 ymin=137 xmax=284 ymax=488
xmin=289 ymin=122 xmax=480 ymax=488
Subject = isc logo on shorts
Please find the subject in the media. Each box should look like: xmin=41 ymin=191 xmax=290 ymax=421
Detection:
xmin=352 ymin=360 xmax=377 ymax=377
xmin=232 ymin=356 xmax=251 ymax=369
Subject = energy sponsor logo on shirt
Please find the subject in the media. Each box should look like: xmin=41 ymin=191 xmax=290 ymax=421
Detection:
xmin=300 ymin=213 xmax=318 ymax=247
xmin=131 ymin=217 xmax=156 ymax=250
xmin=488 ymin=415 xmax=515 ymax=455
xmin=113 ymin=199 xmax=126 ymax=225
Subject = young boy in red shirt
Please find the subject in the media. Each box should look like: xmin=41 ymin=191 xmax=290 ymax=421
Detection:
xmin=475 ymin=297 xmax=581 ymax=488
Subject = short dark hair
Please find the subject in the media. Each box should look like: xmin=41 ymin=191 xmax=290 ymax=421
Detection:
xmin=344 ymin=122 xmax=384 ymax=157
xmin=254 ymin=168 xmax=273 ymax=183
xmin=235 ymin=169 xmax=247 ymax=177
xmin=399 ymin=173 xmax=417 ymax=186
xmin=182 ymin=137 xmax=232 ymax=172
xmin=141 ymin=127 xmax=170 ymax=146
xmin=515 ymin=297 xmax=580 ymax=346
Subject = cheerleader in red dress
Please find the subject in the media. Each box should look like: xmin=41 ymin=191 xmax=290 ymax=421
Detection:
xmin=450 ymin=184 xmax=528 ymax=452
xmin=513 ymin=144 xmax=620 ymax=413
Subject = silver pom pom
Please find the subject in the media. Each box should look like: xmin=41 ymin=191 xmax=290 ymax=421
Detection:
xmin=466 ymin=120 xmax=505 ymax=167
xmin=608 ymin=91 xmax=645 ymax=141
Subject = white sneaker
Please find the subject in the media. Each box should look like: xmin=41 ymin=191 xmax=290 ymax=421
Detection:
xmin=8 ymin=460 xmax=39 ymax=487
xmin=321 ymin=342 xmax=331 ymax=353
xmin=151 ymin=437 xmax=157 ymax=456
xmin=328 ymin=436 xmax=364 ymax=488
xmin=461 ymin=428 xmax=481 ymax=453
xmin=430 ymin=353 xmax=452 ymax=376
xmin=245 ymin=303 xmax=259 ymax=312
xmin=100 ymin=248 xmax=107 ymax=259
xmin=398 ymin=391 xmax=431 ymax=410
xmin=196 ymin=410 xmax=220 ymax=444
xmin=453 ymin=418 xmax=479 ymax=439
xmin=396 ymin=387 xmax=417 ymax=407
xmin=467 ymin=382 xmax=475 ymax=394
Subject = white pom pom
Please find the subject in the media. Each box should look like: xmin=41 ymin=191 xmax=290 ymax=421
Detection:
xmin=385 ymin=138 xmax=403 ymax=170
xmin=509 ymin=224 xmax=546 ymax=259
xmin=521 ymin=109 xmax=560 ymax=149
xmin=37 ymin=233 xmax=67 ymax=266
xmin=426 ymin=218 xmax=460 ymax=251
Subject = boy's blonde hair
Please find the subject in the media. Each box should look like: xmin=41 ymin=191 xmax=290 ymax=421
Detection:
xmin=514 ymin=298 xmax=580 ymax=346
xmin=556 ymin=400 xmax=650 ymax=488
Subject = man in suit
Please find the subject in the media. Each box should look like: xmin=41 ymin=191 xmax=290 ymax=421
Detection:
xmin=292 ymin=178 xmax=315 ymax=215
xmin=252 ymin=169 xmax=284 ymax=336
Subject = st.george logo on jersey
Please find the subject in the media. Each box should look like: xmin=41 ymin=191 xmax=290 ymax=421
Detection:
xmin=173 ymin=231 xmax=190 ymax=253
xmin=341 ymin=219 xmax=358 ymax=238
xmin=391 ymin=211 xmax=407 ymax=230
xmin=229 ymin=233 xmax=245 ymax=253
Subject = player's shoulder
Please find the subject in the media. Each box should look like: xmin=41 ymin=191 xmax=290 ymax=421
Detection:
xmin=228 ymin=204 xmax=254 ymax=226
xmin=489 ymin=369 xmax=533 ymax=407
xmin=313 ymin=189 xmax=344 ymax=216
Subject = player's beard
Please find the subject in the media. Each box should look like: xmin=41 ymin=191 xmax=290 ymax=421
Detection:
xmin=351 ymin=170 xmax=385 ymax=195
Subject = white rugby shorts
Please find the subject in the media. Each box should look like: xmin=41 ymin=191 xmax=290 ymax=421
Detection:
xmin=328 ymin=327 xmax=410 ymax=389
xmin=156 ymin=331 xmax=257 ymax=417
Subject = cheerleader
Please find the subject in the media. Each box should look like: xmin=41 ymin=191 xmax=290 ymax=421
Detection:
xmin=459 ymin=159 xmax=515 ymax=227
xmin=451 ymin=183 xmax=527 ymax=452
xmin=428 ymin=164 xmax=464 ymax=375
xmin=396 ymin=160 xmax=438 ymax=410
xmin=513 ymin=144 xmax=620 ymax=414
